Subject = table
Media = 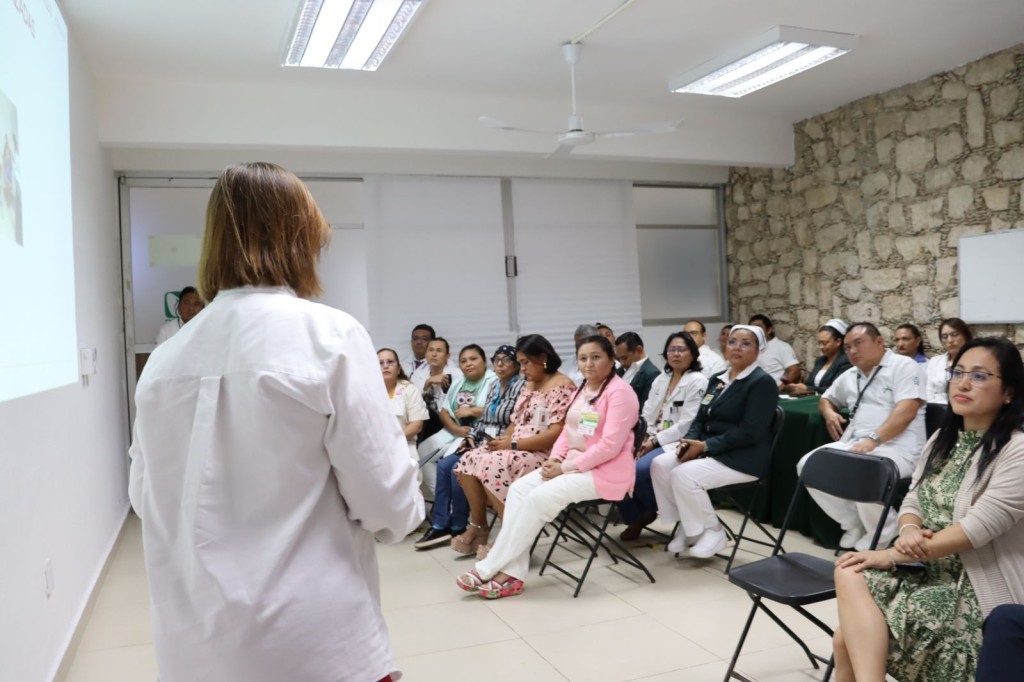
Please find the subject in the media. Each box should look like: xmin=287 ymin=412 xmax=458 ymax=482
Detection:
xmin=768 ymin=395 xmax=843 ymax=548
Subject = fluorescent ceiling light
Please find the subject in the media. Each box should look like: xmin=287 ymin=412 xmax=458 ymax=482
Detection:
xmin=283 ymin=0 xmax=426 ymax=70
xmin=670 ymin=26 xmax=857 ymax=98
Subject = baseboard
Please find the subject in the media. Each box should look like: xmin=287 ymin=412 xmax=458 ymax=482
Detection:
xmin=50 ymin=504 xmax=132 ymax=682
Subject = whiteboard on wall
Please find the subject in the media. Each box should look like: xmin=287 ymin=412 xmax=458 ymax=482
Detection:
xmin=958 ymin=229 xmax=1024 ymax=323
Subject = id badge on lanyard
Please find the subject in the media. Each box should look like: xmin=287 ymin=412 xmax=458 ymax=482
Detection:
xmin=578 ymin=410 xmax=600 ymax=436
xmin=533 ymin=405 xmax=550 ymax=429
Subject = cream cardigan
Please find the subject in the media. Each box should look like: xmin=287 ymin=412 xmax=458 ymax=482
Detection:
xmin=900 ymin=429 xmax=1024 ymax=617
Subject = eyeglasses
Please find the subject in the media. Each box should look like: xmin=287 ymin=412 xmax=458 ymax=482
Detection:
xmin=726 ymin=338 xmax=756 ymax=350
xmin=947 ymin=368 xmax=1001 ymax=385
xmin=940 ymin=331 xmax=962 ymax=341
xmin=665 ymin=346 xmax=690 ymax=355
xmin=379 ymin=359 xmax=398 ymax=367
xmin=492 ymin=357 xmax=513 ymax=366
xmin=411 ymin=335 xmax=432 ymax=342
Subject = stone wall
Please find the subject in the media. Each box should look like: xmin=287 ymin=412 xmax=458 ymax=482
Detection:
xmin=726 ymin=45 xmax=1024 ymax=364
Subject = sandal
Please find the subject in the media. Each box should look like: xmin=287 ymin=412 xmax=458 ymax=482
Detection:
xmin=451 ymin=522 xmax=488 ymax=555
xmin=479 ymin=576 xmax=524 ymax=600
xmin=475 ymin=544 xmax=491 ymax=560
xmin=456 ymin=569 xmax=486 ymax=593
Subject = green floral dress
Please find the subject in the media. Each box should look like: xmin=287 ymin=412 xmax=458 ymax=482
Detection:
xmin=865 ymin=431 xmax=985 ymax=681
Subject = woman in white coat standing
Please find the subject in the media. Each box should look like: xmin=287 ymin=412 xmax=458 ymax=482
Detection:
xmin=128 ymin=162 xmax=423 ymax=682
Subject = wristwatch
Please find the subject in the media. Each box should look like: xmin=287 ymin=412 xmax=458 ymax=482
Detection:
xmin=867 ymin=431 xmax=882 ymax=443
xmin=511 ymin=440 xmax=518 ymax=451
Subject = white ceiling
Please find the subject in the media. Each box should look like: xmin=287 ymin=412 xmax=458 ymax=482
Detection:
xmin=61 ymin=0 xmax=1024 ymax=167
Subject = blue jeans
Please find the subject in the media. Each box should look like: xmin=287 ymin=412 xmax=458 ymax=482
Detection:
xmin=617 ymin=447 xmax=663 ymax=524
xmin=431 ymin=452 xmax=469 ymax=531
xmin=978 ymin=604 xmax=1024 ymax=682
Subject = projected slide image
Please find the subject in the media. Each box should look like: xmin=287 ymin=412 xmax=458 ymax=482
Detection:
xmin=0 ymin=88 xmax=22 ymax=246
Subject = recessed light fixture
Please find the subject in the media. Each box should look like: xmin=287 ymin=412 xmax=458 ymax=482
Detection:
xmin=670 ymin=26 xmax=858 ymax=98
xmin=283 ymin=0 xmax=426 ymax=70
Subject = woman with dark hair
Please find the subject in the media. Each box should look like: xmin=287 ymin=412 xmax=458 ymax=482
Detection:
xmin=785 ymin=319 xmax=852 ymax=395
xmin=378 ymin=348 xmax=428 ymax=464
xmin=452 ymin=334 xmax=575 ymax=554
xmin=926 ymin=317 xmax=974 ymax=404
xmin=894 ymin=323 xmax=928 ymax=364
xmin=618 ymin=331 xmax=709 ymax=541
xmin=833 ymin=337 xmax=1024 ymax=682
xmin=650 ymin=325 xmax=779 ymax=558
xmin=129 ymin=162 xmax=422 ymax=682
xmin=156 ymin=285 xmax=205 ymax=345
xmin=456 ymin=336 xmax=639 ymax=598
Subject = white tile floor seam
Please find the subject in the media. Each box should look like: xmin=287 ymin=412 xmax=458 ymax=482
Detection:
xmin=65 ymin=511 xmax=844 ymax=682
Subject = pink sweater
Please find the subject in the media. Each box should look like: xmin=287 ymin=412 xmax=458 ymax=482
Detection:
xmin=550 ymin=375 xmax=640 ymax=500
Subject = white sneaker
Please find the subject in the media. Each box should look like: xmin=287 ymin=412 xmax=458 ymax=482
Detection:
xmin=689 ymin=528 xmax=729 ymax=559
xmin=839 ymin=526 xmax=866 ymax=549
xmin=667 ymin=534 xmax=688 ymax=555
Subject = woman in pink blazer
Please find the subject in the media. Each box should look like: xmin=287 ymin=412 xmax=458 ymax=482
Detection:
xmin=456 ymin=335 xmax=640 ymax=599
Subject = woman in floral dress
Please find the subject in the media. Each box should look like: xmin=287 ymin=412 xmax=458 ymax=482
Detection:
xmin=832 ymin=337 xmax=1024 ymax=681
xmin=452 ymin=334 xmax=575 ymax=555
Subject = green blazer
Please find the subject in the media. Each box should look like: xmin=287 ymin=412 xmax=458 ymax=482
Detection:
xmin=629 ymin=358 xmax=662 ymax=410
xmin=684 ymin=366 xmax=779 ymax=479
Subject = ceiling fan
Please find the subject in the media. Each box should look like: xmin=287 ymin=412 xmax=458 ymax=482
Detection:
xmin=479 ymin=42 xmax=681 ymax=157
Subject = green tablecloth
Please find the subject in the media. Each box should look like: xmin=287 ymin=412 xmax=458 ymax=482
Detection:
xmin=769 ymin=396 xmax=843 ymax=549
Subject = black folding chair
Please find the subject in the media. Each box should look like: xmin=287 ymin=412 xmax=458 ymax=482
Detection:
xmin=534 ymin=417 xmax=656 ymax=597
xmin=712 ymin=405 xmax=786 ymax=572
xmin=925 ymin=402 xmax=947 ymax=438
xmin=723 ymin=447 xmax=901 ymax=682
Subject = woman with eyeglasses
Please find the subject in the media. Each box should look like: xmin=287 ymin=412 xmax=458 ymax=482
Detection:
xmin=618 ymin=331 xmax=709 ymax=541
xmin=452 ymin=334 xmax=575 ymax=555
xmin=650 ymin=325 xmax=779 ymax=558
xmin=925 ymin=318 xmax=974 ymax=405
xmin=455 ymin=335 xmax=639 ymax=598
xmin=833 ymin=337 xmax=1024 ymax=682
xmin=378 ymin=348 xmax=429 ymax=464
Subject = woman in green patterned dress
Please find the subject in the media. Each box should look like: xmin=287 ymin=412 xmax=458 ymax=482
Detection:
xmin=832 ymin=337 xmax=1024 ymax=682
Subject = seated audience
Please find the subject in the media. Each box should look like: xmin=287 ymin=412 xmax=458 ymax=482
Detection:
xmin=977 ymin=605 xmax=1024 ymax=682
xmin=403 ymin=323 xmax=435 ymax=376
xmin=614 ymin=331 xmax=660 ymax=408
xmin=748 ymin=313 xmax=801 ymax=387
xmin=718 ymin=323 xmax=734 ymax=357
xmin=415 ymin=346 xmax=523 ymax=550
xmin=417 ymin=344 xmax=494 ymax=498
xmin=784 ymin=319 xmax=852 ymax=395
xmin=650 ymin=325 xmax=778 ymax=558
xmin=411 ymin=336 xmax=461 ymax=393
xmin=455 ymin=335 xmax=639 ymax=599
xmin=832 ymin=337 xmax=1024 ymax=682
xmin=619 ymin=331 xmax=708 ymax=541
xmin=893 ymin=323 xmax=928 ymax=364
xmin=452 ymin=334 xmax=575 ymax=555
xmin=684 ymin=320 xmax=728 ymax=379
xmin=798 ymin=322 xmax=926 ymax=550
xmin=377 ymin=348 xmax=428 ymax=464
xmin=155 ymin=286 xmax=205 ymax=345
xmin=566 ymin=324 xmax=599 ymax=386
xmin=926 ymin=317 xmax=973 ymax=405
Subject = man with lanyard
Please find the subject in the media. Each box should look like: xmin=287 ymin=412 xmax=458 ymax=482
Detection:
xmin=683 ymin=320 xmax=728 ymax=380
xmin=796 ymin=322 xmax=926 ymax=551
xmin=403 ymin=324 xmax=435 ymax=377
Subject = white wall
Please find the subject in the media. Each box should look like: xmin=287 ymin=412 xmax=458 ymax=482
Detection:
xmin=0 ymin=35 xmax=129 ymax=682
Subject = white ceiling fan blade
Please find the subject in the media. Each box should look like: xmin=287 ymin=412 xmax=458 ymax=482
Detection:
xmin=594 ymin=119 xmax=682 ymax=138
xmin=478 ymin=116 xmax=559 ymax=135
xmin=546 ymin=144 xmax=576 ymax=158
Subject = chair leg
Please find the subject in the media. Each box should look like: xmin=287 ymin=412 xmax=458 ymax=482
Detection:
xmin=538 ymin=508 xmax=572 ymax=576
xmin=723 ymin=598 xmax=761 ymax=682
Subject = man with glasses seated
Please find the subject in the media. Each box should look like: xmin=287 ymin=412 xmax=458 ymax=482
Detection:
xmin=403 ymin=323 xmax=436 ymax=377
xmin=796 ymin=322 xmax=926 ymax=551
xmin=683 ymin=319 xmax=728 ymax=380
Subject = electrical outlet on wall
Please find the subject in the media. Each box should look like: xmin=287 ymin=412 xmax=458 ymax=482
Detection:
xmin=44 ymin=559 xmax=54 ymax=599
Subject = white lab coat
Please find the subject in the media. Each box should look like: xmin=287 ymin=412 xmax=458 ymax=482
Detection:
xmin=641 ymin=370 xmax=709 ymax=447
xmin=128 ymin=286 xmax=423 ymax=682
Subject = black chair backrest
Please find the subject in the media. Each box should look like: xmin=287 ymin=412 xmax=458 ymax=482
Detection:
xmin=773 ymin=447 xmax=900 ymax=554
xmin=769 ymin=405 xmax=786 ymax=453
xmin=632 ymin=416 xmax=647 ymax=458
xmin=925 ymin=402 xmax=948 ymax=438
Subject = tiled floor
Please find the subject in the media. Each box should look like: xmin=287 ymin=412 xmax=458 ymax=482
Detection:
xmin=64 ymin=511 xmax=844 ymax=682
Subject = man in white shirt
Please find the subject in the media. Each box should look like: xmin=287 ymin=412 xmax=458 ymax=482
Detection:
xmin=683 ymin=320 xmax=728 ymax=380
xmin=614 ymin=331 xmax=660 ymax=408
xmin=797 ymin=322 xmax=926 ymax=551
xmin=402 ymin=324 xmax=435 ymax=377
xmin=749 ymin=314 xmax=801 ymax=387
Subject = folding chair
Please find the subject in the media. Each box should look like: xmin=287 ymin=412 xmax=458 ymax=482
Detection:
xmin=723 ymin=447 xmax=901 ymax=682
xmin=534 ymin=417 xmax=656 ymax=597
xmin=711 ymin=405 xmax=786 ymax=572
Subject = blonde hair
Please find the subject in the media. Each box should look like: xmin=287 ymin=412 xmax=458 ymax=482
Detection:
xmin=198 ymin=162 xmax=330 ymax=300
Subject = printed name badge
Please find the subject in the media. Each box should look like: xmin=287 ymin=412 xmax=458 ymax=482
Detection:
xmin=661 ymin=420 xmax=674 ymax=431
xmin=578 ymin=411 xmax=600 ymax=436
xmin=701 ymin=393 xmax=715 ymax=406
xmin=534 ymin=405 xmax=550 ymax=428
xmin=389 ymin=395 xmax=405 ymax=417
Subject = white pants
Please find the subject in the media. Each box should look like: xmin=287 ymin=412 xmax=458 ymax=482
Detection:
xmin=475 ymin=468 xmax=599 ymax=582
xmin=417 ymin=431 xmax=460 ymax=497
xmin=796 ymin=441 xmax=918 ymax=542
xmin=650 ymin=452 xmax=757 ymax=538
